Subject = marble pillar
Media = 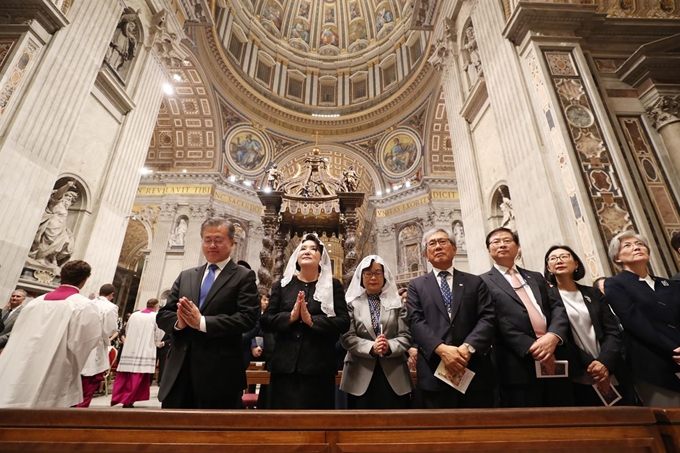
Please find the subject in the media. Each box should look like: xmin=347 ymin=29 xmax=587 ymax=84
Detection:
xmin=136 ymin=203 xmax=177 ymax=306
xmin=81 ymin=51 xmax=168 ymax=296
xmin=0 ymin=0 xmax=121 ymax=302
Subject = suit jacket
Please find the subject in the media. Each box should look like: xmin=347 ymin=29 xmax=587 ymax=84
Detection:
xmin=407 ymin=269 xmax=496 ymax=393
xmin=481 ymin=266 xmax=569 ymax=386
xmin=260 ymin=277 xmax=349 ymax=376
xmin=0 ymin=304 xmax=24 ymax=349
xmin=340 ymin=295 xmax=413 ymax=397
xmin=156 ymin=260 xmax=259 ymax=402
xmin=605 ymin=271 xmax=680 ymax=392
xmin=549 ymin=284 xmax=631 ymax=384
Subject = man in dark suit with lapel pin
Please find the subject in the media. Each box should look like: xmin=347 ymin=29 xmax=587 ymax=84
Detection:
xmin=0 ymin=289 xmax=26 ymax=350
xmin=157 ymin=217 xmax=259 ymax=409
xmin=480 ymin=227 xmax=571 ymax=407
xmin=407 ymin=228 xmax=496 ymax=408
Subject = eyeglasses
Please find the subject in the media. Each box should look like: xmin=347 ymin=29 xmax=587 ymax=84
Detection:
xmin=362 ymin=271 xmax=384 ymax=279
xmin=426 ymin=238 xmax=451 ymax=248
xmin=489 ymin=238 xmax=514 ymax=247
xmin=202 ymin=237 xmax=227 ymax=246
xmin=620 ymin=241 xmax=647 ymax=250
xmin=548 ymin=254 xmax=572 ymax=263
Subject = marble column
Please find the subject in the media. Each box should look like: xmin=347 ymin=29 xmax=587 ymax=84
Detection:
xmin=0 ymin=0 xmax=121 ymax=302
xmin=136 ymin=203 xmax=177 ymax=305
xmin=472 ymin=0 xmax=565 ymax=267
xmin=182 ymin=203 xmax=212 ymax=269
xmin=81 ymin=50 xmax=168 ymax=296
xmin=647 ymin=95 xmax=680 ymax=178
xmin=432 ymin=39 xmax=490 ymax=272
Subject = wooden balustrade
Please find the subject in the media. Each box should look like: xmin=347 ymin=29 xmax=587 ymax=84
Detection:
xmin=0 ymin=407 xmax=666 ymax=453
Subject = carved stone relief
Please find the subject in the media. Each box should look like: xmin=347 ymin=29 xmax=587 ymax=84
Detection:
xmin=646 ymin=95 xmax=680 ymax=131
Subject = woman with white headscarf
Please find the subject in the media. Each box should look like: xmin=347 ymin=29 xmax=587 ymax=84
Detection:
xmin=260 ymin=234 xmax=349 ymax=409
xmin=340 ymin=255 xmax=414 ymax=409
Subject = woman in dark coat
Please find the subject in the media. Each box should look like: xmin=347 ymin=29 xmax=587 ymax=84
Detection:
xmin=260 ymin=234 xmax=349 ymax=409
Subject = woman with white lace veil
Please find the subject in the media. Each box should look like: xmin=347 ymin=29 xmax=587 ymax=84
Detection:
xmin=260 ymin=233 xmax=349 ymax=409
xmin=340 ymin=255 xmax=414 ymax=409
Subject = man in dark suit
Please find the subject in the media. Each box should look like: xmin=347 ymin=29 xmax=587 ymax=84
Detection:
xmin=0 ymin=289 xmax=26 ymax=350
xmin=671 ymin=232 xmax=680 ymax=281
xmin=407 ymin=228 xmax=496 ymax=408
xmin=480 ymin=227 xmax=571 ymax=407
xmin=156 ymin=218 xmax=259 ymax=409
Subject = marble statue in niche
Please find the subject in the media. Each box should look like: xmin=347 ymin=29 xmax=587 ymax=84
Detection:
xmin=168 ymin=218 xmax=188 ymax=248
xmin=499 ymin=191 xmax=516 ymax=232
xmin=105 ymin=7 xmax=140 ymax=77
xmin=27 ymin=180 xmax=79 ymax=270
xmin=453 ymin=221 xmax=466 ymax=252
xmin=462 ymin=24 xmax=483 ymax=87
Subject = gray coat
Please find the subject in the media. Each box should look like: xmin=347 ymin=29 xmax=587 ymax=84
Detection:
xmin=340 ymin=294 xmax=413 ymax=397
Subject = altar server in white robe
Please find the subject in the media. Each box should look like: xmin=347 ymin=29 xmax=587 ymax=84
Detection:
xmin=111 ymin=298 xmax=164 ymax=407
xmin=77 ymin=283 xmax=119 ymax=407
xmin=0 ymin=260 xmax=101 ymax=408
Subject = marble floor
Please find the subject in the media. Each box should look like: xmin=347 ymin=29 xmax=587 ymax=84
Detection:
xmin=89 ymin=383 xmax=162 ymax=408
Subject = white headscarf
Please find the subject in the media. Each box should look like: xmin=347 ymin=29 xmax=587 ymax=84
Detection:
xmin=281 ymin=234 xmax=336 ymax=317
xmin=345 ymin=255 xmax=401 ymax=310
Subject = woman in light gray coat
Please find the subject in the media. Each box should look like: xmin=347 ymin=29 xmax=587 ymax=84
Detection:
xmin=340 ymin=255 xmax=414 ymax=409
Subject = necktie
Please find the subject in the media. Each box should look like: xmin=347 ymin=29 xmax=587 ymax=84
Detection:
xmin=507 ymin=268 xmax=546 ymax=337
xmin=199 ymin=264 xmax=219 ymax=309
xmin=368 ymin=294 xmax=381 ymax=335
xmin=2 ymin=309 xmax=12 ymax=321
xmin=439 ymin=271 xmax=452 ymax=318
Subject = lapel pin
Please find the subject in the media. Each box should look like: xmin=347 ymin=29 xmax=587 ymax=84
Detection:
xmin=661 ymin=280 xmax=669 ymax=287
xmin=584 ymin=295 xmax=591 ymax=303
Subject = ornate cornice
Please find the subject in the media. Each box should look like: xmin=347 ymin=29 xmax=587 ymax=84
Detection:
xmin=0 ymin=1 xmax=69 ymax=35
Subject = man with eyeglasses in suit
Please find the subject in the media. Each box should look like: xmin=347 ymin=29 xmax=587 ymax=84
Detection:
xmin=480 ymin=227 xmax=571 ymax=407
xmin=407 ymin=228 xmax=496 ymax=408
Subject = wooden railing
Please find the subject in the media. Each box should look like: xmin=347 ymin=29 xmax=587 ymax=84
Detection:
xmin=0 ymin=407 xmax=667 ymax=453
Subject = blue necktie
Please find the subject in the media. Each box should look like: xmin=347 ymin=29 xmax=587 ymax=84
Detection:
xmin=439 ymin=271 xmax=452 ymax=318
xmin=199 ymin=264 xmax=219 ymax=309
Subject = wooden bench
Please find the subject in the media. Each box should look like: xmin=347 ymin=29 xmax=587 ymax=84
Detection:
xmin=0 ymin=407 xmax=665 ymax=453
xmin=654 ymin=408 xmax=680 ymax=453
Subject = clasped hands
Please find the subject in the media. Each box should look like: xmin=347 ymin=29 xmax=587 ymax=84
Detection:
xmin=372 ymin=334 xmax=390 ymax=356
xmin=528 ymin=333 xmax=559 ymax=374
xmin=176 ymin=296 xmax=202 ymax=330
xmin=435 ymin=343 xmax=472 ymax=376
xmin=289 ymin=291 xmax=313 ymax=326
xmin=673 ymin=346 xmax=680 ymax=365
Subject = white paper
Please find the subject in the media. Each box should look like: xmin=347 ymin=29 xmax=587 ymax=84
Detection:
xmin=434 ymin=361 xmax=475 ymax=394
xmin=592 ymin=382 xmax=622 ymax=406
xmin=535 ymin=360 xmax=569 ymax=378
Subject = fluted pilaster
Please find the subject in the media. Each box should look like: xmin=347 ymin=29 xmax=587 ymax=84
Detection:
xmin=182 ymin=203 xmax=212 ymax=269
xmin=136 ymin=203 xmax=177 ymax=306
xmin=0 ymin=0 xmax=121 ymax=301
xmin=472 ymin=0 xmax=564 ymax=266
xmin=81 ymin=51 xmax=167 ymax=296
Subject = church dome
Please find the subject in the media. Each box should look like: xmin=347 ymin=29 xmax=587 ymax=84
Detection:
xmin=213 ymin=0 xmax=431 ymax=115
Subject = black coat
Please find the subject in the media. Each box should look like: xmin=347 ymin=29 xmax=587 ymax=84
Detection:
xmin=605 ymin=271 xmax=680 ymax=392
xmin=260 ymin=277 xmax=349 ymax=376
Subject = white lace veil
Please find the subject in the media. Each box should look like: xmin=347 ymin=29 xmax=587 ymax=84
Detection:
xmin=345 ymin=255 xmax=401 ymax=310
xmin=281 ymin=234 xmax=336 ymax=317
